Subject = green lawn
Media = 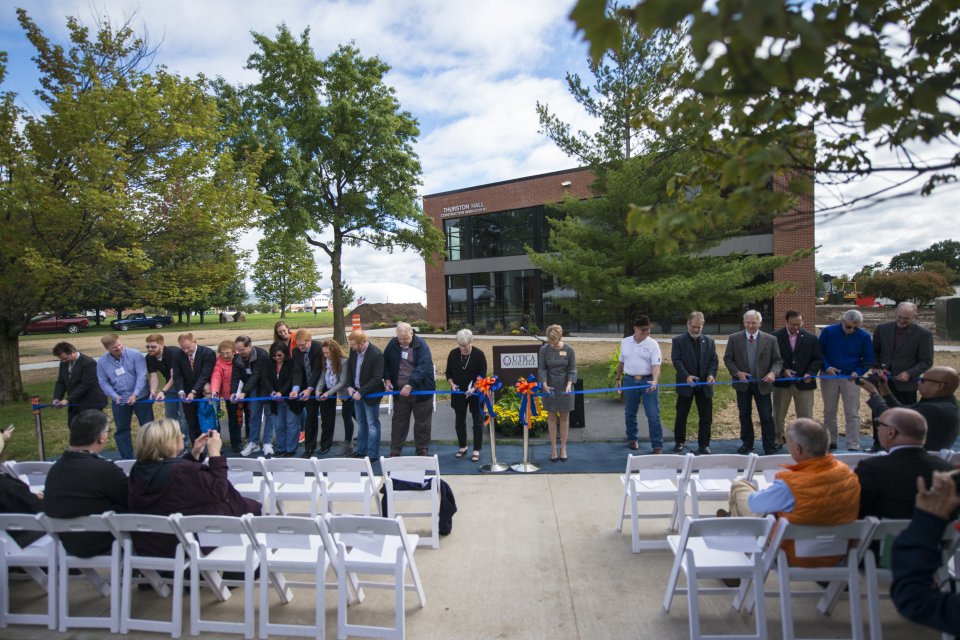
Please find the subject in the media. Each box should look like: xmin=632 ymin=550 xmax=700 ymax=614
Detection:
xmin=2 ymin=373 xmax=73 ymax=462
xmin=18 ymin=311 xmax=336 ymax=342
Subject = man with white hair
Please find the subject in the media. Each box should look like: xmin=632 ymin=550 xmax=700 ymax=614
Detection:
xmin=873 ymin=302 xmax=933 ymax=405
xmin=723 ymin=310 xmax=783 ymax=455
xmin=818 ymin=309 xmax=874 ymax=450
xmin=383 ymin=322 xmax=436 ymax=456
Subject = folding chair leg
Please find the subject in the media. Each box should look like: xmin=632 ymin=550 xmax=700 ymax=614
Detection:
xmin=617 ymin=490 xmax=628 ymax=531
xmin=686 ymin=555 xmax=701 ymax=640
xmin=847 ymin=552 xmax=865 ymax=640
xmin=864 ymin=555 xmax=882 ymax=640
xmin=778 ymin=556 xmax=795 ymax=640
xmin=662 ymin=552 xmax=684 ymax=612
xmin=394 ymin=556 xmax=406 ymax=640
xmin=751 ymin=556 xmax=767 ymax=640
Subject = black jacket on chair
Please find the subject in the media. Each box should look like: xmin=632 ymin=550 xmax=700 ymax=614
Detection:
xmin=772 ymin=327 xmax=823 ymax=391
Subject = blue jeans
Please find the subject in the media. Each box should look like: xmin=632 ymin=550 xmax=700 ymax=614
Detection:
xmin=268 ymin=404 xmax=301 ymax=454
xmin=247 ymin=400 xmax=272 ymax=445
xmin=162 ymin=397 xmax=190 ymax=443
xmin=111 ymin=400 xmax=155 ymax=459
xmin=354 ymin=401 xmax=381 ymax=459
xmin=623 ymin=377 xmax=663 ymax=449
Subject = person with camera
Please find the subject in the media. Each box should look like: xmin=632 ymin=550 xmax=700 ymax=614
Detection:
xmin=860 ymin=365 xmax=959 ymax=451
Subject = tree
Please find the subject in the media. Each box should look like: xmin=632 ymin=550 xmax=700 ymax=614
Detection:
xmin=530 ymin=150 xmax=804 ymax=330
xmin=568 ymin=1 xmax=958 ymax=245
xmin=0 ymin=10 xmax=263 ymax=402
xmin=251 ymin=230 xmax=322 ymax=318
xmin=859 ymin=269 xmax=953 ymax=307
xmin=218 ymin=27 xmax=444 ymax=344
xmin=536 ymin=9 xmax=686 ymax=167
xmin=337 ymin=281 xmax=356 ymax=310
xmin=889 ymin=240 xmax=960 ymax=283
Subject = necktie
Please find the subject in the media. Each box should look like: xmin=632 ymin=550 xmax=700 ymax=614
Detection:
xmin=303 ymin=350 xmax=313 ymax=384
xmin=189 ymin=351 xmax=195 ymax=369
xmin=748 ymin=334 xmax=755 ymax=344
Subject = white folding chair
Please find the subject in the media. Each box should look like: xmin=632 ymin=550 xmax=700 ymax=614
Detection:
xmin=767 ymin=518 xmax=875 ymax=640
xmin=106 ymin=511 xmax=188 ymax=638
xmin=685 ymin=454 xmax=756 ymax=520
xmin=380 ymin=455 xmax=442 ymax=549
xmin=325 ymin=513 xmax=425 ymax=640
xmin=42 ymin=513 xmax=121 ymax=632
xmin=227 ymin=457 xmax=269 ymax=508
xmin=262 ymin=457 xmax=320 ymax=517
xmin=316 ymin=456 xmax=382 ymax=516
xmin=749 ymin=454 xmax=793 ymax=491
xmin=663 ymin=515 xmax=775 ymax=640
xmin=173 ymin=514 xmax=259 ymax=639
xmin=247 ymin=515 xmax=328 ymax=639
xmin=832 ymin=452 xmax=874 ymax=470
xmin=616 ymin=453 xmax=692 ymax=552
xmin=858 ymin=518 xmax=910 ymax=640
xmin=11 ymin=461 xmax=54 ymax=496
xmin=0 ymin=513 xmax=57 ymax=629
xmin=114 ymin=459 xmax=136 ymax=476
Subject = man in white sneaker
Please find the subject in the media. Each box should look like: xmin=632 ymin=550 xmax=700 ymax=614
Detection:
xmin=231 ymin=335 xmax=272 ymax=457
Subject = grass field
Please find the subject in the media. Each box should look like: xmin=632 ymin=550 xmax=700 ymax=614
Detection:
xmin=18 ymin=311 xmax=336 ymax=342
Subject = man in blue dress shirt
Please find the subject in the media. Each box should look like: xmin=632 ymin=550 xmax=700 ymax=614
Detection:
xmin=96 ymin=333 xmax=152 ymax=458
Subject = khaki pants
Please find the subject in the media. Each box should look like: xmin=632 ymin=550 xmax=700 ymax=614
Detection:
xmin=772 ymin=386 xmax=815 ymax=443
xmin=820 ymin=377 xmax=862 ymax=449
xmin=729 ymin=479 xmax=761 ymax=517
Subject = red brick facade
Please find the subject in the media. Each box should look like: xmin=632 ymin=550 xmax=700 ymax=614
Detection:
xmin=423 ymin=167 xmax=815 ymax=331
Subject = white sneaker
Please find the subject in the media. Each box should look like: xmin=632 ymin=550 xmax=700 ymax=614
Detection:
xmin=262 ymin=443 xmax=275 ymax=457
xmin=241 ymin=442 xmax=260 ymax=457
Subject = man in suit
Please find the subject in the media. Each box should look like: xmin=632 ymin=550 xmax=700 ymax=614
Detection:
xmin=293 ymin=328 xmax=326 ymax=457
xmin=873 ymin=302 xmax=934 ymax=405
xmin=346 ymin=329 xmax=385 ymax=461
xmin=670 ymin=311 xmax=718 ymax=454
xmin=772 ymin=310 xmax=823 ymax=448
xmin=232 ymin=335 xmax=272 ymax=457
xmin=173 ymin=332 xmax=216 ymax=443
xmin=862 ymin=366 xmax=960 ymax=451
xmin=51 ymin=341 xmax=107 ymax=423
xmin=856 ymin=407 xmax=956 ymax=519
xmin=724 ymin=309 xmax=783 ymax=455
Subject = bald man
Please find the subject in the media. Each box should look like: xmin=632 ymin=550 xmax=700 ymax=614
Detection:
xmin=873 ymin=302 xmax=934 ymax=405
xmin=862 ymin=366 xmax=960 ymax=451
xmin=856 ymin=407 xmax=957 ymax=519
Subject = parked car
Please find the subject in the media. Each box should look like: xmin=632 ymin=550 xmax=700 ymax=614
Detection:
xmin=22 ymin=313 xmax=89 ymax=335
xmin=109 ymin=313 xmax=174 ymax=331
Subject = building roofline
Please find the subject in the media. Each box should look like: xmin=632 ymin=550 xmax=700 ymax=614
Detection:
xmin=423 ymin=166 xmax=592 ymax=199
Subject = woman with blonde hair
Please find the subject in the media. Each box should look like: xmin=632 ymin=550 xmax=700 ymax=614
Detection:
xmin=538 ymin=324 xmax=576 ymax=462
xmin=128 ymin=418 xmax=260 ymax=557
xmin=317 ymin=339 xmax=356 ymax=455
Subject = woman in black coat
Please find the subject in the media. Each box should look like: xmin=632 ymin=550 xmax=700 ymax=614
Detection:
xmin=444 ymin=329 xmax=488 ymax=462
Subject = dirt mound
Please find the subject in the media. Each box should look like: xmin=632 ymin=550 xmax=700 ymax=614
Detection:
xmin=348 ymin=303 xmax=428 ymax=328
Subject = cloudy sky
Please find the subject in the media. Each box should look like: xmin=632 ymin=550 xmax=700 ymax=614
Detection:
xmin=1 ymin=0 xmax=956 ymax=292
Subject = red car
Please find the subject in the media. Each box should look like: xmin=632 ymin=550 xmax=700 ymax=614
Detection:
xmin=22 ymin=313 xmax=89 ymax=335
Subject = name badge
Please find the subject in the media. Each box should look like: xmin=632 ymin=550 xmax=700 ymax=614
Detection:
xmin=245 ymin=368 xmax=252 ymax=375
xmin=401 ymin=350 xmax=408 ymax=360
xmin=115 ymin=367 xmax=126 ymax=376
xmin=559 ymin=351 xmax=567 ymax=357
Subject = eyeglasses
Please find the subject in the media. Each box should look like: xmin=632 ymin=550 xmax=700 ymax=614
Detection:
xmin=918 ymin=376 xmax=945 ymax=385
xmin=877 ymin=420 xmax=896 ymax=430
xmin=842 ymin=323 xmax=858 ymax=331
xmin=272 ymin=354 xmax=286 ymax=360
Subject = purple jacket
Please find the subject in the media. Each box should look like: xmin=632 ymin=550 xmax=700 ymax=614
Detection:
xmin=128 ymin=455 xmax=260 ymax=557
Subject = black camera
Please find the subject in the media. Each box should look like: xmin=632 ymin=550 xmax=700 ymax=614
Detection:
xmin=854 ymin=366 xmax=886 ymax=387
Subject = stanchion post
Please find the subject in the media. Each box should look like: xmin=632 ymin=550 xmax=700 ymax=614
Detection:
xmin=31 ymin=396 xmax=45 ymax=461
xmin=511 ymin=416 xmax=540 ymax=473
xmin=480 ymin=415 xmax=510 ymax=473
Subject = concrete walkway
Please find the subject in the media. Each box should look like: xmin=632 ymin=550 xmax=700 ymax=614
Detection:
xmin=3 ymin=473 xmax=938 ymax=640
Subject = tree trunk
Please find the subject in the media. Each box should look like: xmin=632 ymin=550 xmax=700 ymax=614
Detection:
xmin=331 ymin=231 xmax=346 ymax=345
xmin=0 ymin=332 xmax=25 ymax=403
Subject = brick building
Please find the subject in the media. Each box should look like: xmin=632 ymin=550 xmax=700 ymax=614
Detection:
xmin=422 ymin=167 xmax=815 ymax=333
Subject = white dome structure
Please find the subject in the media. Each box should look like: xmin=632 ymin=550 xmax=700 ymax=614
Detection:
xmin=352 ymin=282 xmax=427 ymax=306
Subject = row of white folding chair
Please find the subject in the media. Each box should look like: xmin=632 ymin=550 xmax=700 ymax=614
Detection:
xmin=1 ymin=510 xmax=425 ymax=639
xmin=617 ymin=453 xmax=757 ymax=552
xmin=665 ymin=515 xmax=876 ymax=640
xmin=8 ymin=460 xmax=54 ymax=496
xmin=380 ymin=455 xmax=442 ymax=549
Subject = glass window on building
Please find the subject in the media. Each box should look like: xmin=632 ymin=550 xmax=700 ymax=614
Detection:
xmin=444 ymin=218 xmax=466 ymax=261
xmin=446 ymin=274 xmax=469 ymax=326
xmin=471 ymin=208 xmax=538 ymax=258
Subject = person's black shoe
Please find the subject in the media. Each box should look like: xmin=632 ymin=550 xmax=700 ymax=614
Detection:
xmin=319 ymin=447 xmax=331 ymax=455
xmin=868 ymin=446 xmax=883 ymax=453
xmin=672 ymin=442 xmax=685 ymax=453
xmin=736 ymin=445 xmax=752 ymax=455
xmin=697 ymin=446 xmax=712 ymax=455
xmin=349 ymin=451 xmax=366 ymax=458
xmin=763 ymin=449 xmax=778 ymax=456
xmin=771 ymin=443 xmax=783 ymax=452
xmin=301 ymin=450 xmax=314 ymax=459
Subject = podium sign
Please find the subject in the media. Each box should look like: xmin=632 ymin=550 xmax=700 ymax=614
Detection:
xmin=492 ymin=345 xmax=541 ymax=390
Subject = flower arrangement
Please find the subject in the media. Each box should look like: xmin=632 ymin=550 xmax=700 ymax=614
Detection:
xmin=493 ymin=386 xmax=547 ymax=437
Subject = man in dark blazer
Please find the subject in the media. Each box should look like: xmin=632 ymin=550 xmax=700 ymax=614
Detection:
xmin=346 ymin=329 xmax=385 ymax=461
xmin=173 ymin=332 xmax=217 ymax=442
xmin=51 ymin=341 xmax=108 ymax=423
xmin=856 ymin=407 xmax=956 ymax=519
xmin=873 ymin=302 xmax=934 ymax=405
xmin=723 ymin=309 xmax=783 ymax=455
xmin=293 ymin=328 xmax=326 ymax=457
xmin=863 ymin=366 xmax=960 ymax=451
xmin=772 ymin=310 xmax=823 ymax=448
xmin=670 ymin=311 xmax=719 ymax=454
xmin=232 ymin=335 xmax=272 ymax=456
